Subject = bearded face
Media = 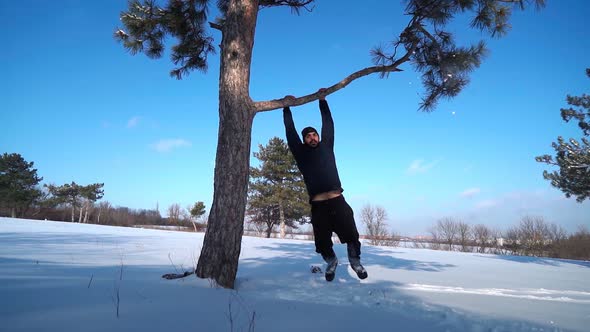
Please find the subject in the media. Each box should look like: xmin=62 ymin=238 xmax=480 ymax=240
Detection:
xmin=304 ymin=131 xmax=319 ymax=147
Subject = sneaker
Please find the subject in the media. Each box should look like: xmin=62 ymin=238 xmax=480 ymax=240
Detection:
xmin=349 ymin=258 xmax=368 ymax=280
xmin=325 ymin=257 xmax=338 ymax=282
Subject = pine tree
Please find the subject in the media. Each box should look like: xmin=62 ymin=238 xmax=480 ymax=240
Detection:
xmin=80 ymin=183 xmax=105 ymax=223
xmin=190 ymin=201 xmax=206 ymax=220
xmin=0 ymin=153 xmax=43 ymax=218
xmin=45 ymin=182 xmax=104 ymax=222
xmin=46 ymin=182 xmax=81 ymax=222
xmin=189 ymin=201 xmax=207 ymax=231
xmin=248 ymin=137 xmax=308 ymax=238
xmin=115 ymin=0 xmax=544 ymax=288
xmin=536 ymin=68 xmax=590 ymax=202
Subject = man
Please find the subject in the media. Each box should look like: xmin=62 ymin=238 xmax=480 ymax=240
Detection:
xmin=283 ymin=89 xmax=367 ymax=282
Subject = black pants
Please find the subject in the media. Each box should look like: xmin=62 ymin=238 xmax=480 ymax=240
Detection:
xmin=310 ymin=195 xmax=361 ymax=261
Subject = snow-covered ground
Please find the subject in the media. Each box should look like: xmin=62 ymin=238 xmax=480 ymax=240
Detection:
xmin=1 ymin=217 xmax=589 ymax=332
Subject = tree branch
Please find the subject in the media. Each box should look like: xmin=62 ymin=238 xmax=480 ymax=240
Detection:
xmin=259 ymin=0 xmax=314 ymax=12
xmin=209 ymin=21 xmax=222 ymax=31
xmin=253 ymin=65 xmax=401 ymax=112
xmin=253 ymin=36 xmax=418 ymax=113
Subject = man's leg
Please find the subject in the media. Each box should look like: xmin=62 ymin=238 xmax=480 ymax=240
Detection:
xmin=347 ymin=241 xmax=367 ymax=279
xmin=311 ymin=202 xmax=338 ymax=281
xmin=332 ymin=196 xmax=368 ymax=280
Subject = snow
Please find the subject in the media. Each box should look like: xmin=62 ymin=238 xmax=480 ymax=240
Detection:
xmin=1 ymin=217 xmax=589 ymax=332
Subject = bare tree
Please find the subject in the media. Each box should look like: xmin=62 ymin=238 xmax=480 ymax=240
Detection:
xmin=546 ymin=222 xmax=567 ymax=257
xmin=506 ymin=215 xmax=559 ymax=256
xmin=504 ymin=226 xmax=520 ymax=255
xmin=361 ymin=204 xmax=390 ymax=246
xmin=435 ymin=217 xmax=460 ymax=251
xmin=473 ymin=224 xmax=491 ymax=253
xmin=167 ymin=204 xmax=183 ymax=229
xmin=519 ymin=215 xmax=550 ymax=256
xmin=561 ymin=226 xmax=590 ymax=260
xmin=457 ymin=221 xmax=472 ymax=252
xmin=427 ymin=225 xmax=440 ymax=250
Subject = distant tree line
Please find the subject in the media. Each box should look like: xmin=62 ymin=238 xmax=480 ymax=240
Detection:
xmin=0 ymin=152 xmax=207 ymax=231
xmin=424 ymin=216 xmax=590 ymax=261
xmin=336 ymin=199 xmax=589 ymax=262
xmin=3 ymin=151 xmax=588 ymax=261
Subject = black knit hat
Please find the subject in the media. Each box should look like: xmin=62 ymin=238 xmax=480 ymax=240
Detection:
xmin=301 ymin=126 xmax=318 ymax=138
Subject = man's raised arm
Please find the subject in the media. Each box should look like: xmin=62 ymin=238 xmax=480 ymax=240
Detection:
xmin=318 ymin=89 xmax=334 ymax=148
xmin=283 ymin=98 xmax=302 ymax=154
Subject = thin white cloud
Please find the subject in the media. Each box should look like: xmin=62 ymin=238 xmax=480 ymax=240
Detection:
xmin=127 ymin=116 xmax=141 ymax=128
xmin=460 ymin=188 xmax=481 ymax=198
xmin=151 ymin=139 xmax=192 ymax=153
xmin=407 ymin=159 xmax=439 ymax=174
xmin=475 ymin=199 xmax=498 ymax=209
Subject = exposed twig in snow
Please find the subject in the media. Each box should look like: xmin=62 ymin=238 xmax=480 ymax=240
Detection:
xmin=87 ymin=274 xmax=94 ymax=289
xmin=168 ymin=252 xmax=180 ymax=274
xmin=226 ymin=291 xmax=256 ymax=332
xmin=112 ymin=281 xmax=121 ymax=319
xmin=119 ymin=260 xmax=124 ymax=281
xmin=248 ymin=311 xmax=256 ymax=332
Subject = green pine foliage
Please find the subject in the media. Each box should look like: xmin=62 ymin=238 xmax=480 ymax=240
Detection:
xmin=114 ymin=0 xmax=215 ymax=79
xmin=536 ymin=68 xmax=590 ymax=202
xmin=45 ymin=182 xmax=105 ymax=222
xmin=190 ymin=201 xmax=206 ymax=219
xmin=247 ymin=137 xmax=309 ymax=237
xmin=116 ymin=0 xmax=545 ymax=110
xmin=370 ymin=0 xmax=544 ymax=110
xmin=0 ymin=153 xmax=43 ymax=218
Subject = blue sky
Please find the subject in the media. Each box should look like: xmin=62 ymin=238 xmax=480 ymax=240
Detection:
xmin=1 ymin=0 xmax=588 ymax=236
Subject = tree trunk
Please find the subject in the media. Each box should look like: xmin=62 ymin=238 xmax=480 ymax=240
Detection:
xmin=279 ymin=202 xmax=286 ymax=239
xmin=78 ymin=203 xmax=84 ymax=223
xmin=195 ymin=0 xmax=258 ymax=289
xmin=10 ymin=207 xmax=16 ymax=218
xmin=83 ymin=202 xmax=89 ymax=223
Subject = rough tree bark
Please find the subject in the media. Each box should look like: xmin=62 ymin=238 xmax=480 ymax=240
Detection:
xmin=195 ymin=0 xmax=258 ymax=289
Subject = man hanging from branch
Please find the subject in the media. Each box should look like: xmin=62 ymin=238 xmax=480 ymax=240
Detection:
xmin=116 ymin=0 xmax=545 ymax=289
xmin=283 ymin=88 xmax=367 ymax=282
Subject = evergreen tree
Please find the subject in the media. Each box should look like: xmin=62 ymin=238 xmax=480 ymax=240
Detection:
xmin=248 ymin=137 xmax=308 ymax=238
xmin=0 ymin=153 xmax=43 ymax=218
xmin=190 ymin=201 xmax=206 ymax=220
xmin=189 ymin=201 xmax=207 ymax=231
xmin=79 ymin=183 xmax=105 ymax=223
xmin=115 ymin=0 xmax=544 ymax=288
xmin=536 ymin=68 xmax=590 ymax=202
xmin=46 ymin=182 xmax=81 ymax=222
xmin=46 ymin=182 xmax=104 ymax=222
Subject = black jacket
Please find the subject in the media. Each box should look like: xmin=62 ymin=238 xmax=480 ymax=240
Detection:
xmin=283 ymin=100 xmax=343 ymax=199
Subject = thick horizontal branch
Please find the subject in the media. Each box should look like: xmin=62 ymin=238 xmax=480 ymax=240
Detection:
xmin=253 ymin=35 xmax=419 ymax=113
xmin=209 ymin=21 xmax=222 ymax=31
xmin=253 ymin=65 xmax=403 ymax=113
